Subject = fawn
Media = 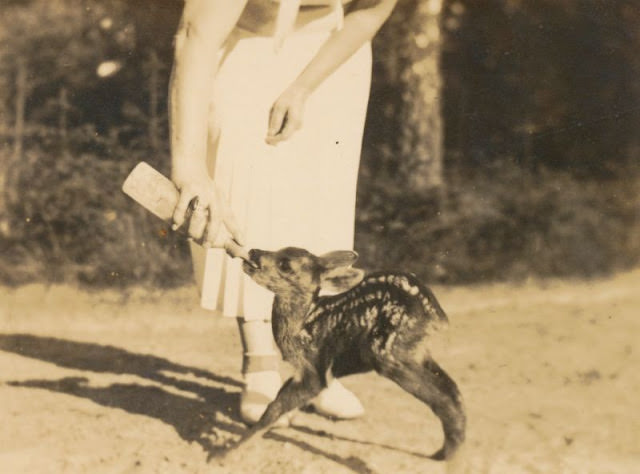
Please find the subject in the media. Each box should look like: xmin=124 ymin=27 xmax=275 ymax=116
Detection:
xmin=237 ymin=247 xmax=466 ymax=461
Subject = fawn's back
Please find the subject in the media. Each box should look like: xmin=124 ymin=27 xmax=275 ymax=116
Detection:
xmin=299 ymin=271 xmax=449 ymax=376
xmin=244 ymin=248 xmax=450 ymax=378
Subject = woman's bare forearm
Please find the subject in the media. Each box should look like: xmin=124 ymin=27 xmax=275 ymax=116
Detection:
xmin=170 ymin=0 xmax=247 ymax=184
xmin=293 ymin=0 xmax=398 ymax=94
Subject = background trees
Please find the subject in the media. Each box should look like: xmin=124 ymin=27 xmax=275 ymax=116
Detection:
xmin=0 ymin=0 xmax=638 ymax=287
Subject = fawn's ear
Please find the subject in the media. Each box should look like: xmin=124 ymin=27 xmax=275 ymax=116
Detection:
xmin=320 ymin=267 xmax=365 ymax=293
xmin=317 ymin=250 xmax=359 ymax=270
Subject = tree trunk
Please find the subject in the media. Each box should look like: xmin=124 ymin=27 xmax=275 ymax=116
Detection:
xmin=401 ymin=0 xmax=444 ymax=193
xmin=13 ymin=57 xmax=27 ymax=161
xmin=147 ymin=49 xmax=160 ymax=151
xmin=1 ymin=57 xmax=29 ymax=233
xmin=58 ymin=87 xmax=70 ymax=155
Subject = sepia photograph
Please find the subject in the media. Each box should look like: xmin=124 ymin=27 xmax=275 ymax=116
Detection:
xmin=1 ymin=0 xmax=639 ymax=472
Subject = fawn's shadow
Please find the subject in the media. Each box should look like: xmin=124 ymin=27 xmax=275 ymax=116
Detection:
xmin=288 ymin=424 xmax=431 ymax=460
xmin=265 ymin=430 xmax=378 ymax=474
xmin=0 ymin=333 xmax=377 ymax=472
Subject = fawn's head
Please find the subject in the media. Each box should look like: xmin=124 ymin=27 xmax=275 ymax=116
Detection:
xmin=243 ymin=247 xmax=365 ymax=296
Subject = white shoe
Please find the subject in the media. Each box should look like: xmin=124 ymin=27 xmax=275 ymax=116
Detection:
xmin=310 ymin=379 xmax=365 ymax=419
xmin=240 ymin=370 xmax=283 ymax=426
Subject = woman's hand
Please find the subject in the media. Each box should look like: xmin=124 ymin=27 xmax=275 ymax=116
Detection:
xmin=264 ymin=0 xmax=398 ymax=146
xmin=171 ymin=174 xmax=243 ymax=248
xmin=265 ymin=85 xmax=310 ymax=145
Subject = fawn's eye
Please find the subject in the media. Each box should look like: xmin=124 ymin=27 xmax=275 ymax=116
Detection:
xmin=277 ymin=258 xmax=292 ymax=273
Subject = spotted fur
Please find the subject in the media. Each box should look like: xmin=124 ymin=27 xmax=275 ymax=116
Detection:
xmin=237 ymin=247 xmax=465 ymax=461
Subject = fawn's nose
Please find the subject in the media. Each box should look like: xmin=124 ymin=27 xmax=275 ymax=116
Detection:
xmin=248 ymin=249 xmax=263 ymax=268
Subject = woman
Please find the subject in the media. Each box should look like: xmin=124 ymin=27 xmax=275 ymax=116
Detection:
xmin=170 ymin=0 xmax=398 ymax=425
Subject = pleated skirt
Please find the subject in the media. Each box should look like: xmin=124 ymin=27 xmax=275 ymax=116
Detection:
xmin=190 ymin=22 xmax=372 ymax=319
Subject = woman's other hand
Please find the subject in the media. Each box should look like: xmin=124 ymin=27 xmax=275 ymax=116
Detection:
xmin=171 ymin=175 xmax=243 ymax=248
xmin=265 ymin=85 xmax=310 ymax=145
xmin=264 ymin=0 xmax=398 ymax=147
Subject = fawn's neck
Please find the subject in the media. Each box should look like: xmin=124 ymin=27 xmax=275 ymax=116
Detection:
xmin=272 ymin=292 xmax=316 ymax=346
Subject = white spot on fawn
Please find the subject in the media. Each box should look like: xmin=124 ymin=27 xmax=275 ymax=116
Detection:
xmin=385 ymin=332 xmax=398 ymax=354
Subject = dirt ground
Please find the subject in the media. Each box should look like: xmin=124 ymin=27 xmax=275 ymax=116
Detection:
xmin=1 ymin=270 xmax=639 ymax=474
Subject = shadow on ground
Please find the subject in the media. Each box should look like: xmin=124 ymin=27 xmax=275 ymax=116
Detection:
xmin=0 ymin=333 xmax=383 ymax=472
xmin=0 ymin=333 xmax=244 ymax=456
xmin=287 ymin=424 xmax=430 ymax=460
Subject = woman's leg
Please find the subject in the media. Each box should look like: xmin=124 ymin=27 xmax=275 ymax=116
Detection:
xmin=190 ymin=242 xmax=282 ymax=425
xmin=236 ymin=317 xmax=282 ymax=425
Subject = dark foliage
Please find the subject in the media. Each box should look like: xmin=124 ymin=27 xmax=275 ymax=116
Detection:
xmin=441 ymin=0 xmax=640 ymax=178
xmin=0 ymin=138 xmax=191 ymax=287
xmin=356 ymin=163 xmax=640 ymax=283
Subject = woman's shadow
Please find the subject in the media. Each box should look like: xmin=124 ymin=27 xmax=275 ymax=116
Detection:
xmin=0 ymin=333 xmax=377 ymax=472
xmin=0 ymin=333 xmax=244 ymax=456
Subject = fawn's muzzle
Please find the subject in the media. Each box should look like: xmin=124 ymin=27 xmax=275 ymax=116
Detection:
xmin=245 ymin=249 xmax=263 ymax=270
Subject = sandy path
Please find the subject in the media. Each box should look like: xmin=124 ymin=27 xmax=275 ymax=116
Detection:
xmin=1 ymin=270 xmax=639 ymax=473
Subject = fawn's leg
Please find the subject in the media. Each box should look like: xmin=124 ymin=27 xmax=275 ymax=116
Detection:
xmin=236 ymin=370 xmax=325 ymax=445
xmin=381 ymin=357 xmax=466 ymax=461
xmin=217 ymin=371 xmax=323 ymax=464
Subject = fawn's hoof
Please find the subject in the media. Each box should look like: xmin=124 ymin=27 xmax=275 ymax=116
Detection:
xmin=309 ymin=379 xmax=365 ymax=420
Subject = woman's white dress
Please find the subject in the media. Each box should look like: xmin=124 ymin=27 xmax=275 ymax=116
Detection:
xmin=190 ymin=13 xmax=372 ymax=319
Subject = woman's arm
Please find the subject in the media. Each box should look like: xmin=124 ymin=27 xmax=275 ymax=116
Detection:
xmin=170 ymin=0 xmax=248 ymax=243
xmin=266 ymin=0 xmax=398 ymax=144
